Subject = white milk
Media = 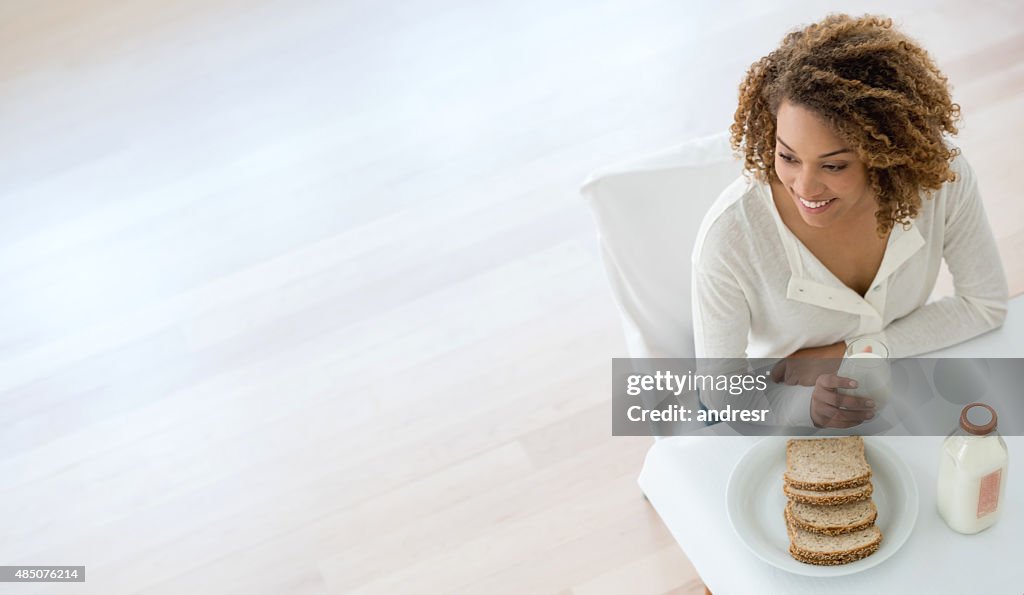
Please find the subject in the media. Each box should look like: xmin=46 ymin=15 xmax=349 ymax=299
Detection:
xmin=836 ymin=352 xmax=891 ymax=410
xmin=937 ymin=407 xmax=1009 ymax=534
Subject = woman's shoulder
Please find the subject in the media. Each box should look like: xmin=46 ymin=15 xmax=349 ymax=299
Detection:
xmin=929 ymin=141 xmax=976 ymax=191
xmin=928 ymin=143 xmax=980 ymax=218
xmin=945 ymin=143 xmax=976 ymax=185
xmin=692 ymin=175 xmax=776 ymax=268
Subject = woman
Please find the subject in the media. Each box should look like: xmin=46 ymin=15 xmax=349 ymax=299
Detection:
xmin=692 ymin=14 xmax=1008 ymax=428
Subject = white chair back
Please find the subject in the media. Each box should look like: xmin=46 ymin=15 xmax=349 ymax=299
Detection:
xmin=580 ymin=132 xmax=743 ymax=360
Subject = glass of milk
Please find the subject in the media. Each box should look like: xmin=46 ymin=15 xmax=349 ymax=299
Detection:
xmin=836 ymin=338 xmax=892 ymax=411
xmin=937 ymin=403 xmax=1008 ymax=534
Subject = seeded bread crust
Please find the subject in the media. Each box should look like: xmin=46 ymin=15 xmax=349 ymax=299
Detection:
xmin=786 ymin=500 xmax=878 ymax=536
xmin=789 ymin=544 xmax=881 ymax=566
xmin=783 ymin=481 xmax=874 ymax=505
xmin=786 ymin=474 xmax=872 ymax=491
xmin=785 ymin=515 xmax=883 ymax=565
xmin=784 ymin=437 xmax=872 ymax=491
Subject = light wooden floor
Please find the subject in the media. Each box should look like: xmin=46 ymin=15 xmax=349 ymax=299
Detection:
xmin=1 ymin=1 xmax=1021 ymax=593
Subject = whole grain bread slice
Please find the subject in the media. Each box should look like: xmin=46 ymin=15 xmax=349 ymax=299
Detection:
xmin=786 ymin=499 xmax=878 ymax=536
xmin=784 ymin=481 xmax=873 ymax=505
xmin=786 ymin=515 xmax=882 ymax=565
xmin=789 ymin=545 xmax=882 ymax=566
xmin=784 ymin=436 xmax=872 ymax=491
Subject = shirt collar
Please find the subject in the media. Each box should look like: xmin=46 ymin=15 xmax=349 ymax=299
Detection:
xmin=757 ymin=180 xmax=925 ymax=317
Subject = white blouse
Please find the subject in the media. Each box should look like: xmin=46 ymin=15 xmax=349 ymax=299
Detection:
xmin=691 ymin=149 xmax=1008 ymax=424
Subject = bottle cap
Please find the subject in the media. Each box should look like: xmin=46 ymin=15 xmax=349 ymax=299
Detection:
xmin=959 ymin=402 xmax=998 ymax=435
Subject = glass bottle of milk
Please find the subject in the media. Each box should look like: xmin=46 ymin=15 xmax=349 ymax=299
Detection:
xmin=937 ymin=403 xmax=1008 ymax=534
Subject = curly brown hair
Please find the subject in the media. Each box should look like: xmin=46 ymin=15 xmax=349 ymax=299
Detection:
xmin=730 ymin=14 xmax=961 ymax=235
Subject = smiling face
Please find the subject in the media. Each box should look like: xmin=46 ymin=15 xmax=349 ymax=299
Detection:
xmin=772 ymin=101 xmax=875 ymax=229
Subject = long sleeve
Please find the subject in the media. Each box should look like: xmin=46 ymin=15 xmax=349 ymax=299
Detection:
xmin=692 ymin=261 xmax=751 ymax=362
xmin=692 ymin=257 xmax=816 ymax=426
xmin=857 ymin=154 xmax=1009 ymax=358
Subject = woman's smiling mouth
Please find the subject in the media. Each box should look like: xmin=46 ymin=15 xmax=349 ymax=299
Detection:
xmin=797 ymin=195 xmax=837 ymax=212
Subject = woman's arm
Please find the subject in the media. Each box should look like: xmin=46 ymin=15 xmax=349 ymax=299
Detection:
xmin=692 ymin=263 xmax=818 ymax=426
xmin=691 ymin=263 xmax=751 ymax=361
xmin=855 ymin=154 xmax=1009 ymax=358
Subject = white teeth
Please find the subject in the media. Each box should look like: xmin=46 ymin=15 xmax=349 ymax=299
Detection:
xmin=798 ymin=196 xmax=836 ymax=209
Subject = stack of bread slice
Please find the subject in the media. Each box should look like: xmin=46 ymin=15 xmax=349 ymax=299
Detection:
xmin=783 ymin=436 xmax=882 ymax=565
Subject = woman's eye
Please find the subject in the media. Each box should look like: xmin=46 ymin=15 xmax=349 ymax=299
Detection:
xmin=823 ymin=164 xmax=847 ymax=172
xmin=777 ymin=152 xmax=795 ymax=163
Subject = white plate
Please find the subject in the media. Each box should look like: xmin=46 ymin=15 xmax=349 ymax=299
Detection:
xmin=726 ymin=436 xmax=918 ymax=577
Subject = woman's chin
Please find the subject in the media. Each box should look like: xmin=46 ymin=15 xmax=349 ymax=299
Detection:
xmin=797 ymin=211 xmax=836 ymax=228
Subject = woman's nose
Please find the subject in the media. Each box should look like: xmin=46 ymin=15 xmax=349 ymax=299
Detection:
xmin=792 ymin=169 xmax=826 ymax=198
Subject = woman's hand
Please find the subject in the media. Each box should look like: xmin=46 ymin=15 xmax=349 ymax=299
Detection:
xmin=770 ymin=341 xmax=846 ymax=386
xmin=772 ymin=341 xmax=876 ymax=427
xmin=810 ymin=374 xmax=876 ymax=428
